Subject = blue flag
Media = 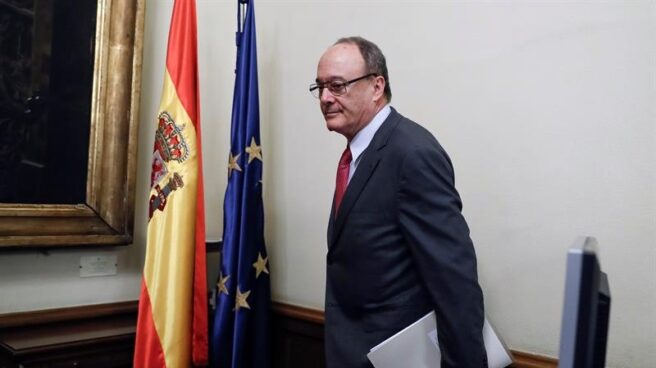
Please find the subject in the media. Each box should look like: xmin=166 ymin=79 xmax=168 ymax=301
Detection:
xmin=211 ymin=1 xmax=271 ymax=367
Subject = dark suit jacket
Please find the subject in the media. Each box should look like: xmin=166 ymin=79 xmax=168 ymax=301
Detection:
xmin=325 ymin=108 xmax=487 ymax=368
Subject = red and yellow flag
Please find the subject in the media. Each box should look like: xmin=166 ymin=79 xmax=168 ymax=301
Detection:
xmin=134 ymin=0 xmax=207 ymax=366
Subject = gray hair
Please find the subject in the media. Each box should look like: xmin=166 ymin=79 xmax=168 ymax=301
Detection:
xmin=335 ymin=36 xmax=392 ymax=102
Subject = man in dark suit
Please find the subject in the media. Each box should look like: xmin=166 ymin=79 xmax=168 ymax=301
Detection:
xmin=310 ymin=36 xmax=488 ymax=368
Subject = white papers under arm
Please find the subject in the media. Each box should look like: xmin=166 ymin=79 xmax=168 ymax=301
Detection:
xmin=366 ymin=312 xmax=513 ymax=368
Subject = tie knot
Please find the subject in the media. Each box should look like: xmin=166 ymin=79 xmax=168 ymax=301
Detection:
xmin=339 ymin=147 xmax=352 ymax=167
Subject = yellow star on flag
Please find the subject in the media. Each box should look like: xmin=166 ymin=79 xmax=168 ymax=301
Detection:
xmin=252 ymin=252 xmax=269 ymax=279
xmin=228 ymin=152 xmax=242 ymax=176
xmin=217 ymin=272 xmax=230 ymax=296
xmin=245 ymin=137 xmax=263 ymax=164
xmin=234 ymin=288 xmax=251 ymax=311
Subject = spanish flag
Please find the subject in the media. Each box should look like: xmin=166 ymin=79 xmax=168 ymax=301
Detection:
xmin=134 ymin=0 xmax=208 ymax=366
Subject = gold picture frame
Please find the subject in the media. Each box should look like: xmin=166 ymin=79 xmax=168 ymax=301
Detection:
xmin=0 ymin=0 xmax=145 ymax=248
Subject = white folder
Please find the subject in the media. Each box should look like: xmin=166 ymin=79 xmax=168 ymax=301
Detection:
xmin=367 ymin=312 xmax=513 ymax=368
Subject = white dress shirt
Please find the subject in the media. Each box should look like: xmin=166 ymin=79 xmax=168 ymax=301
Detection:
xmin=348 ymin=104 xmax=391 ymax=182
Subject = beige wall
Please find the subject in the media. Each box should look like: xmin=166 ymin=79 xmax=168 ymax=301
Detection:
xmin=1 ymin=1 xmax=654 ymax=367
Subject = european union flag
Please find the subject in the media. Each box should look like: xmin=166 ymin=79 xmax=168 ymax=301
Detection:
xmin=211 ymin=1 xmax=271 ymax=367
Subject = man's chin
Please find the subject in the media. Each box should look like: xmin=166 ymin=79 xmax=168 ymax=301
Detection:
xmin=324 ymin=117 xmax=341 ymax=132
xmin=325 ymin=122 xmax=344 ymax=134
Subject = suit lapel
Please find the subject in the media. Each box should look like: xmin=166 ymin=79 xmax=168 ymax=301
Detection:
xmin=329 ymin=108 xmax=402 ymax=249
xmin=327 ymin=200 xmax=336 ymax=246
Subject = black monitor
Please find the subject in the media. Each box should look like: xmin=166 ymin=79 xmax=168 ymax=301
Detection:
xmin=558 ymin=236 xmax=611 ymax=368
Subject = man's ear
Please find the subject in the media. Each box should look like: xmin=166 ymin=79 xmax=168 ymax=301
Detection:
xmin=372 ymin=75 xmax=386 ymax=102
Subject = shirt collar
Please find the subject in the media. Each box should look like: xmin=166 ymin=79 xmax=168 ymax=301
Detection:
xmin=349 ymin=104 xmax=391 ymax=162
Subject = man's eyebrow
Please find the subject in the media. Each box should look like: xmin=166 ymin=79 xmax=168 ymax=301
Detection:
xmin=315 ymin=77 xmax=345 ymax=84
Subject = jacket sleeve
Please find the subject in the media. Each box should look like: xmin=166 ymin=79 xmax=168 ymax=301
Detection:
xmin=397 ymin=144 xmax=488 ymax=368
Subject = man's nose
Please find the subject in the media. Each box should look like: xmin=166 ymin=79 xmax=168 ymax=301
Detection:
xmin=319 ymin=88 xmax=335 ymax=103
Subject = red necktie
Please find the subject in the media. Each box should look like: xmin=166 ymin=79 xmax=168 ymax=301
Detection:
xmin=334 ymin=146 xmax=352 ymax=217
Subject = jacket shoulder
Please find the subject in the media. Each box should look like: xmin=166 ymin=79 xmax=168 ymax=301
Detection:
xmin=388 ymin=112 xmax=444 ymax=152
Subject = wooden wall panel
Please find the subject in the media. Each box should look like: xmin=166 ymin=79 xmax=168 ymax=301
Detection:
xmin=0 ymin=301 xmax=557 ymax=368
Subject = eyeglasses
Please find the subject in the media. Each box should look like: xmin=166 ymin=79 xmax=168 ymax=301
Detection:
xmin=309 ymin=73 xmax=377 ymax=98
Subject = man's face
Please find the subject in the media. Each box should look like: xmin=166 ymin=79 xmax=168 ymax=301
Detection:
xmin=316 ymin=43 xmax=379 ymax=140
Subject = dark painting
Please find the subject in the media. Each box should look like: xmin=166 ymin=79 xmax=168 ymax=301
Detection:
xmin=0 ymin=0 xmax=97 ymax=204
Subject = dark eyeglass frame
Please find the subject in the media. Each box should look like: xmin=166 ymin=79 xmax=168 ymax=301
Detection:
xmin=309 ymin=73 xmax=378 ymax=98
